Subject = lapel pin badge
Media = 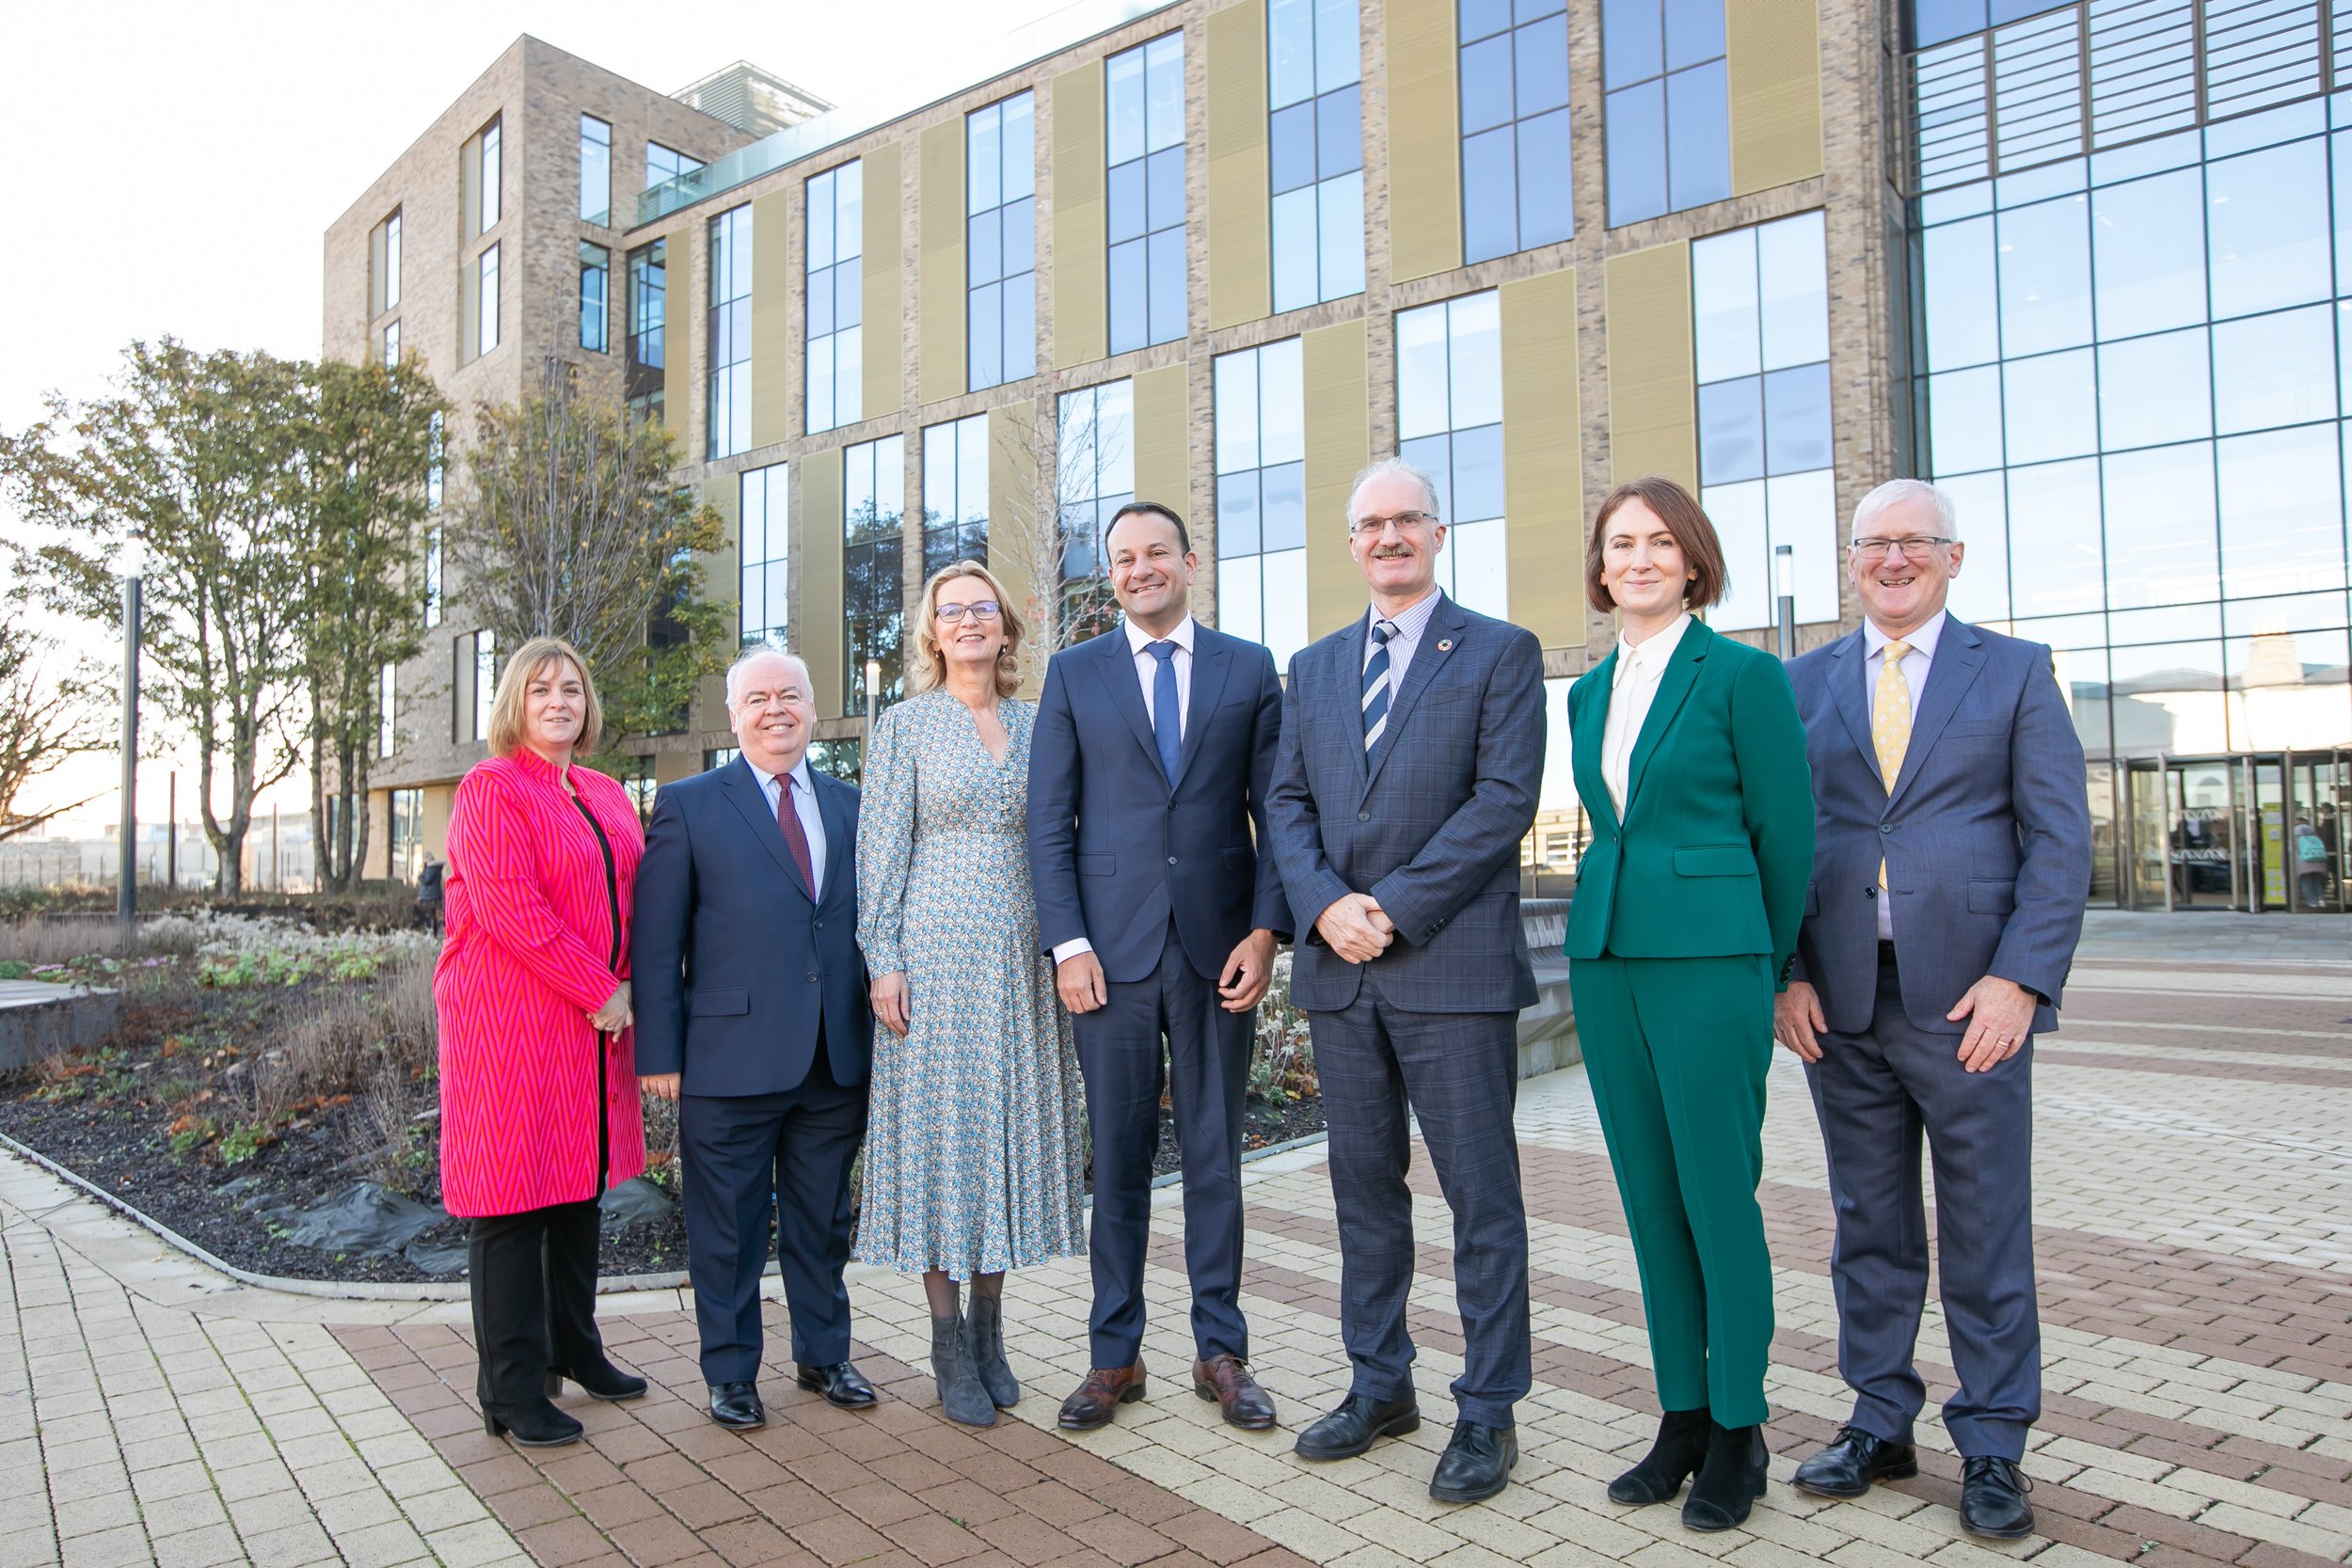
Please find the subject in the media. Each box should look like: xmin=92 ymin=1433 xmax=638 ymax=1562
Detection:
xmin=1436 ymin=638 xmax=1454 ymax=652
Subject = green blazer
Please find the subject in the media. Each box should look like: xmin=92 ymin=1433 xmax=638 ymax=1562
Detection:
xmin=1562 ymin=618 xmax=1815 ymax=980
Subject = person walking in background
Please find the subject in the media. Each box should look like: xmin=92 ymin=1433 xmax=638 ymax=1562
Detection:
xmin=1779 ymin=478 xmax=2090 ymax=1542
xmin=632 ymin=646 xmax=877 ymax=1431
xmin=1562 ymin=478 xmax=1813 ymax=1531
xmin=858 ymin=561 xmax=1087 ymax=1429
xmin=1027 ymin=502 xmax=1289 ymax=1435
xmin=437 ymin=636 xmax=649 ymax=1449
xmin=1265 ymin=457 xmax=1544 ymax=1505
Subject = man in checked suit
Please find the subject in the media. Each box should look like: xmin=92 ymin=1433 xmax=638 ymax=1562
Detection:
xmin=1027 ymin=501 xmax=1291 ymax=1433
xmin=1265 ymin=457 xmax=1545 ymax=1504
xmin=1778 ymin=480 xmax=2090 ymax=1541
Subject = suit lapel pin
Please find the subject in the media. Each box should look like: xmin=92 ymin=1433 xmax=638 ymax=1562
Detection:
xmin=1437 ymin=638 xmax=1454 ymax=652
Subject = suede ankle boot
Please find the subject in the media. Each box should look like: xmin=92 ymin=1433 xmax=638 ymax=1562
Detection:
xmin=1608 ymin=1407 xmax=1711 ymax=1505
xmin=930 ymin=1313 xmax=998 ymax=1428
xmin=1683 ymin=1421 xmax=1768 ymax=1531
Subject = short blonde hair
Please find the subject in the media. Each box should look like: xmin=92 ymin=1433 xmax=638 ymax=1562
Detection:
xmin=910 ymin=561 xmax=1025 ymax=698
xmin=486 ymin=636 xmax=604 ymax=758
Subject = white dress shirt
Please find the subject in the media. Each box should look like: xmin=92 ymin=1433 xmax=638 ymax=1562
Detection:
xmin=1360 ymin=587 xmax=1444 ymax=689
xmin=1863 ymin=610 xmax=1947 ymax=939
xmin=1597 ymin=613 xmax=1692 ymax=818
xmin=1052 ymin=616 xmax=1200 ymax=967
xmin=750 ymin=754 xmax=828 ymax=895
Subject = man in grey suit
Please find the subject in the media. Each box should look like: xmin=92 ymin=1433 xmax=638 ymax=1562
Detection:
xmin=1266 ymin=457 xmax=1544 ymax=1505
xmin=1777 ymin=479 xmax=2090 ymax=1542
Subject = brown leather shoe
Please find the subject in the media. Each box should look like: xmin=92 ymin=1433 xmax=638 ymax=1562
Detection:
xmin=1192 ymin=1354 xmax=1277 ymax=1431
xmin=1057 ymin=1361 xmax=1147 ymax=1431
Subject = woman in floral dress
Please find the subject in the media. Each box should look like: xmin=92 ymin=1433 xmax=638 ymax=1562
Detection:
xmin=857 ymin=560 xmax=1087 ymax=1428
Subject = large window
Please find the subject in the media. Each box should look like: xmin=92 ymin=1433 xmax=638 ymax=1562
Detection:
xmin=740 ymin=462 xmax=789 ymax=648
xmin=426 ymin=414 xmax=443 ymax=515
xmin=457 ymin=629 xmax=498 ymax=742
xmin=627 ymin=239 xmax=667 ymax=424
xmin=844 ymin=436 xmax=905 ymax=714
xmin=478 ymin=116 xmax=502 ymax=233
xmin=923 ymin=415 xmax=991 ymax=574
xmin=807 ymin=163 xmax=864 ymax=434
xmin=422 ymin=522 xmax=442 ymax=626
xmin=1602 ymin=0 xmax=1728 ymax=226
xmin=1693 ymin=211 xmax=1836 ymax=633
xmin=371 ymin=210 xmax=402 ymax=316
xmin=1460 ymin=0 xmax=1574 ymax=260
xmin=580 ymin=115 xmax=612 ymax=226
xmin=647 ymin=141 xmax=703 ymax=190
xmin=1056 ymin=382 xmax=1134 ymax=640
xmin=1214 ymin=341 xmax=1310 ymax=669
xmin=381 ymin=320 xmax=400 ymax=368
xmin=1271 ymin=0 xmax=1365 ymax=309
xmin=1394 ymin=293 xmax=1508 ymax=618
xmin=580 ymin=244 xmax=610 ymax=353
xmin=1107 ymin=35 xmax=1187 ymax=354
xmin=708 ymin=205 xmax=752 ymax=458
xmin=968 ymin=92 xmax=1038 ymax=390
xmin=476 ymin=244 xmax=501 ymax=356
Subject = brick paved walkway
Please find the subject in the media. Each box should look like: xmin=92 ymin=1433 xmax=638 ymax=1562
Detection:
xmin=2 ymin=912 xmax=2347 ymax=1567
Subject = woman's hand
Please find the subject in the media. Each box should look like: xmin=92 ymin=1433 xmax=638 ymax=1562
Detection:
xmin=870 ymin=971 xmax=911 ymax=1037
xmin=589 ymin=981 xmax=632 ymax=1033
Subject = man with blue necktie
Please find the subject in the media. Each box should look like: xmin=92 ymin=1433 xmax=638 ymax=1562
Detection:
xmin=1027 ymin=501 xmax=1291 ymax=1433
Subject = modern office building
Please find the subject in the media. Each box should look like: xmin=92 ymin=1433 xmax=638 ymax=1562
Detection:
xmin=329 ymin=1 xmax=2350 ymax=911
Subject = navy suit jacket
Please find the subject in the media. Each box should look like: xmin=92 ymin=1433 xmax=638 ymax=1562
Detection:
xmin=629 ymin=756 xmax=874 ymax=1096
xmin=1027 ymin=622 xmax=1292 ymax=982
xmin=1787 ymin=616 xmax=2091 ymax=1037
xmin=1265 ymin=594 xmax=1545 ymax=1015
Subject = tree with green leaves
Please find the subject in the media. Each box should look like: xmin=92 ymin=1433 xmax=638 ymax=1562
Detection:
xmin=297 ymin=356 xmax=445 ymax=892
xmin=447 ymin=364 xmax=727 ymax=749
xmin=1 ymin=340 xmax=310 ymax=894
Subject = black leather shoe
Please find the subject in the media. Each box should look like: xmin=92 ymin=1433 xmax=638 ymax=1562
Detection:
xmin=707 ymin=1381 xmax=766 ymax=1429
xmin=1960 ymin=1456 xmax=2035 ymax=1540
xmin=1683 ymin=1422 xmax=1768 ymax=1532
xmin=484 ymin=1397 xmax=583 ymax=1449
xmin=1429 ymin=1421 xmax=1518 ymax=1504
xmin=1294 ymin=1393 xmax=1421 ymax=1461
xmin=546 ymin=1357 xmax=648 ymax=1402
xmin=796 ymin=1361 xmax=878 ymax=1408
xmin=1609 ymin=1407 xmax=1710 ymax=1505
xmin=1792 ymin=1426 xmax=1919 ymax=1498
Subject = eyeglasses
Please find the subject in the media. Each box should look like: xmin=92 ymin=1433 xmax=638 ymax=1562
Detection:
xmin=1351 ymin=511 xmax=1438 ymax=538
xmin=936 ymin=599 xmax=1002 ymax=623
xmin=1849 ymin=535 xmax=1957 ymax=561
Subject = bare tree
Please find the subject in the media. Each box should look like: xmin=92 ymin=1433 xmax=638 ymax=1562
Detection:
xmin=0 ymin=607 xmax=109 ymax=841
xmin=986 ymin=387 xmax=1123 ymax=681
xmin=446 ymin=363 xmax=727 ymax=747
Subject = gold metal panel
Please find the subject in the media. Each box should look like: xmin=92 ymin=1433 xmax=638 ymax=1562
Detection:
xmin=1385 ymin=0 xmax=1463 ymax=283
xmin=1604 ymin=242 xmax=1697 ymax=490
xmin=862 ymin=142 xmax=905 ymax=419
xmin=751 ymin=190 xmax=794 ymax=449
xmin=799 ymin=448 xmax=847 ymax=719
xmin=1501 ymin=267 xmax=1585 ymax=649
xmin=919 ymin=121 xmax=968 ymax=406
xmin=662 ymin=226 xmax=691 ymax=452
xmin=1051 ymin=64 xmax=1108 ymax=369
xmin=1727 ymin=0 xmax=1824 ymax=195
xmin=1206 ymin=0 xmax=1271 ymax=330
xmin=1302 ymin=320 xmax=1371 ymax=639
xmin=1132 ymin=363 xmax=1192 ymax=518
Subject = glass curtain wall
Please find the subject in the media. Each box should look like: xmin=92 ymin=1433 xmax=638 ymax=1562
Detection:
xmin=808 ymin=163 xmax=865 ymax=433
xmin=1271 ymin=0 xmax=1366 ymax=309
xmin=844 ymin=435 xmax=906 ymax=714
xmin=1107 ymin=36 xmax=1187 ymax=353
xmin=580 ymin=244 xmax=609 ymax=353
xmin=968 ymin=92 xmax=1038 ymax=389
xmin=708 ymin=205 xmax=752 ymax=458
xmin=1459 ymin=0 xmax=1573 ymax=261
xmin=740 ymin=461 xmax=789 ymax=649
xmin=581 ymin=116 xmax=612 ymax=226
xmin=1214 ymin=340 xmax=1311 ymax=670
xmin=1394 ymin=293 xmax=1509 ymax=619
xmin=1602 ymin=0 xmax=1728 ymax=225
xmin=627 ymin=240 xmax=667 ymax=423
xmin=923 ymin=414 xmax=991 ymax=573
xmin=1057 ymin=381 xmax=1135 ymax=641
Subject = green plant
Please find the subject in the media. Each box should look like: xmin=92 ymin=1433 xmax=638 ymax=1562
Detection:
xmin=157 ymin=1076 xmax=198 ymax=1104
xmin=167 ymin=1116 xmax=216 ymax=1154
xmin=216 ymin=1122 xmax=274 ymax=1164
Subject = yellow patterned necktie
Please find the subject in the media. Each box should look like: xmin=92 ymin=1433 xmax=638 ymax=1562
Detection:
xmin=1874 ymin=640 xmax=1913 ymax=889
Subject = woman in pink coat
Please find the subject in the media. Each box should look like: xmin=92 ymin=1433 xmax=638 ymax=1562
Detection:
xmin=437 ymin=636 xmax=648 ymax=1449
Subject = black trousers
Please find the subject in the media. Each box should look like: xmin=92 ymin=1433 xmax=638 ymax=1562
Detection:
xmin=469 ymin=1196 xmax=604 ymax=1407
xmin=1072 ymin=926 xmax=1252 ymax=1369
xmin=679 ymin=1043 xmax=868 ymax=1383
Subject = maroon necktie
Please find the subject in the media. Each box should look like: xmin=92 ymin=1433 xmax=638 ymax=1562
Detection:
xmin=776 ymin=774 xmax=816 ymax=896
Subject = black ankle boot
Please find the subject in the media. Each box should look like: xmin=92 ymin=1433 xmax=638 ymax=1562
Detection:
xmin=1683 ymin=1421 xmax=1768 ymax=1531
xmin=484 ymin=1395 xmax=584 ymax=1449
xmin=547 ymin=1354 xmax=647 ymax=1402
xmin=1609 ymin=1408 xmax=1711 ymax=1505
xmin=930 ymin=1313 xmax=997 ymax=1428
xmin=967 ymin=1294 xmax=1020 ymax=1409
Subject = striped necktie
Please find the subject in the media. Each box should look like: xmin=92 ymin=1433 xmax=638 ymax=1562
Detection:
xmin=1361 ymin=619 xmax=1398 ymax=754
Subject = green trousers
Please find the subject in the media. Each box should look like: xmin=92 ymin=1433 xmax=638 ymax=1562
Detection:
xmin=1569 ymin=952 xmax=1775 ymax=1427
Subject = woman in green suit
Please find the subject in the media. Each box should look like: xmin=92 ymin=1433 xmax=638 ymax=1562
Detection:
xmin=1564 ymin=476 xmax=1814 ymax=1531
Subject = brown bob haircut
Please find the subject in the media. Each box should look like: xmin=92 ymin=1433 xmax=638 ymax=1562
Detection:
xmin=487 ymin=636 xmax=603 ymax=758
xmin=1583 ymin=475 xmax=1730 ymax=614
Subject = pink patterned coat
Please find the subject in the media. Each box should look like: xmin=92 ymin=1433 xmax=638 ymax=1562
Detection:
xmin=435 ymin=750 xmax=647 ymax=1217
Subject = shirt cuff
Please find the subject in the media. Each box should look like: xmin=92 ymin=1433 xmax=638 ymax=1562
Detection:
xmin=1051 ymin=937 xmax=1094 ymax=965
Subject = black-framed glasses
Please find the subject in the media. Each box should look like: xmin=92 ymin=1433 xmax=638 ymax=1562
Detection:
xmin=936 ymin=599 xmax=1002 ymax=623
xmin=1849 ymin=535 xmax=1956 ymax=561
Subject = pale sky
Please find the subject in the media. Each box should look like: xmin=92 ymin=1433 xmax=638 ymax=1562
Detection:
xmin=0 ymin=0 xmax=1028 ymax=833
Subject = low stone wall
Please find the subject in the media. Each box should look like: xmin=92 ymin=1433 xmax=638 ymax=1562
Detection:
xmin=0 ymin=982 xmax=121 ymax=1076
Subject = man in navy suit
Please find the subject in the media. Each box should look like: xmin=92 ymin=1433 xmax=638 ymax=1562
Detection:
xmin=1265 ymin=458 xmax=1544 ymax=1504
xmin=633 ymin=646 xmax=877 ymax=1430
xmin=1028 ymin=501 xmax=1290 ymax=1433
xmin=1778 ymin=479 xmax=2090 ymax=1541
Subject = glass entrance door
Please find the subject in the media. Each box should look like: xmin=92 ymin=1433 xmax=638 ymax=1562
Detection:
xmin=2283 ymin=751 xmax=2347 ymax=911
xmin=2122 ymin=752 xmax=2348 ymax=911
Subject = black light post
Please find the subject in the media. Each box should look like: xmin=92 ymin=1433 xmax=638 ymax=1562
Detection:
xmin=117 ymin=575 xmax=142 ymax=923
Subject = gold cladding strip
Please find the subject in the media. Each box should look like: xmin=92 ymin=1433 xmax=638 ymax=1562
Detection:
xmin=1385 ymin=0 xmax=1464 ymax=283
xmin=1726 ymin=0 xmax=1824 ymax=195
xmin=1131 ymin=363 xmax=1192 ymax=518
xmin=1052 ymin=64 xmax=1108 ymax=369
xmin=919 ymin=122 xmax=969 ymax=406
xmin=862 ymin=142 xmax=905 ymax=420
xmin=1302 ymin=320 xmax=1371 ymax=640
xmin=751 ymin=189 xmax=793 ymax=450
xmin=799 ymin=448 xmax=847 ymax=719
xmin=986 ymin=402 xmax=1046 ymax=695
xmin=1500 ymin=267 xmax=1584 ymax=649
xmin=1604 ymin=242 xmax=1697 ymax=491
xmin=1205 ymin=0 xmax=1272 ymax=330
